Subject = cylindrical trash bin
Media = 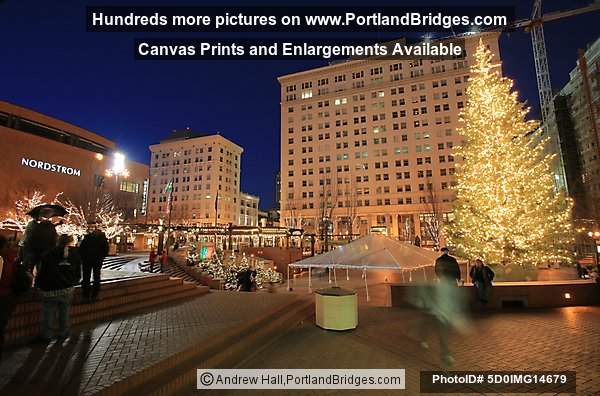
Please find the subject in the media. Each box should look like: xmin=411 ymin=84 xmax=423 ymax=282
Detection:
xmin=315 ymin=287 xmax=358 ymax=330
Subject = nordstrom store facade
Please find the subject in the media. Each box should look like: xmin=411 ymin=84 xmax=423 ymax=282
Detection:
xmin=0 ymin=101 xmax=149 ymax=222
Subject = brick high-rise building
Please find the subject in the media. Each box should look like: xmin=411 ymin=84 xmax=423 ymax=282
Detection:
xmin=278 ymin=33 xmax=500 ymax=244
xmin=553 ymin=37 xmax=600 ymax=221
xmin=148 ymin=129 xmax=242 ymax=225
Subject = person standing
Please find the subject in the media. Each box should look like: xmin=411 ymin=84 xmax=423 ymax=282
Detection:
xmin=0 ymin=235 xmax=18 ymax=359
xmin=236 ymin=268 xmax=252 ymax=292
xmin=469 ymin=259 xmax=495 ymax=305
xmin=20 ymin=218 xmax=57 ymax=273
xmin=149 ymin=249 xmax=158 ymax=272
xmin=36 ymin=233 xmax=81 ymax=342
xmin=435 ymin=247 xmax=461 ymax=284
xmin=79 ymin=229 xmax=109 ymax=303
xmin=160 ymin=250 xmax=168 ymax=273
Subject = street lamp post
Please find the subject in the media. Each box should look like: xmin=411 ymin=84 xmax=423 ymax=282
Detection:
xmin=105 ymin=152 xmax=129 ymax=253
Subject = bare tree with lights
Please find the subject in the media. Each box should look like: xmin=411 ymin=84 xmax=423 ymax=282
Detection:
xmin=445 ymin=40 xmax=574 ymax=266
xmin=422 ymin=182 xmax=444 ymax=250
xmin=0 ymin=191 xmax=50 ymax=232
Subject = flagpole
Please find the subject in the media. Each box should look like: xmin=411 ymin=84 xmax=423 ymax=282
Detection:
xmin=166 ymin=185 xmax=173 ymax=258
xmin=162 ymin=178 xmax=174 ymax=267
xmin=214 ymin=191 xmax=219 ymax=249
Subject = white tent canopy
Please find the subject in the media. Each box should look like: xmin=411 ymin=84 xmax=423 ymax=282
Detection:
xmin=289 ymin=234 xmax=439 ymax=270
xmin=287 ymin=234 xmax=439 ymax=300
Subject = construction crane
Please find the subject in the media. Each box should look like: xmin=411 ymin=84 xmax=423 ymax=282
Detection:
xmin=500 ymin=0 xmax=600 ymax=191
xmin=515 ymin=0 xmax=600 ymax=124
xmin=462 ymin=1 xmax=599 ymax=124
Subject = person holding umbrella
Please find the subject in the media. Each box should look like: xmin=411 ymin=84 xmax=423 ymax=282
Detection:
xmin=20 ymin=204 xmax=66 ymax=272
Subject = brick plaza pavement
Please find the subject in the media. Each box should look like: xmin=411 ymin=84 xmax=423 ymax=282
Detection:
xmin=205 ymin=300 xmax=600 ymax=396
xmin=0 ymin=291 xmax=298 ymax=396
xmin=1 ymin=279 xmax=598 ymax=396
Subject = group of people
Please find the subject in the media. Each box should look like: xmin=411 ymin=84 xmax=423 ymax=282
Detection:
xmin=0 ymin=213 xmax=109 ymax=357
xmin=148 ymin=249 xmax=168 ymax=273
xmin=236 ymin=266 xmax=257 ymax=292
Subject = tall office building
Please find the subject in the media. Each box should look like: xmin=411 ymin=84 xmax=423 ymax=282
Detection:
xmin=278 ymin=33 xmax=501 ymax=243
xmin=148 ymin=129 xmax=243 ymax=225
xmin=553 ymin=37 xmax=600 ymax=221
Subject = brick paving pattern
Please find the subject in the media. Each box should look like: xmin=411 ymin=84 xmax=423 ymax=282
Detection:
xmin=1 ymin=279 xmax=598 ymax=396
xmin=204 ymin=303 xmax=600 ymax=396
xmin=0 ymin=291 xmax=297 ymax=396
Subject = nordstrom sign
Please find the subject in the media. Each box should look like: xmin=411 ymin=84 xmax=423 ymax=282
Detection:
xmin=21 ymin=158 xmax=81 ymax=177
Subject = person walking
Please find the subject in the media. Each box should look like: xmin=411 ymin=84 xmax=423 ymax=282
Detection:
xmin=0 ymin=235 xmax=18 ymax=359
xmin=79 ymin=229 xmax=109 ymax=303
xmin=36 ymin=233 xmax=81 ymax=342
xmin=469 ymin=259 xmax=494 ymax=305
xmin=420 ymin=247 xmax=465 ymax=367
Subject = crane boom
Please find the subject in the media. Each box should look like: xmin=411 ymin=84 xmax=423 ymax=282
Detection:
xmin=530 ymin=0 xmax=553 ymax=123
xmin=511 ymin=2 xmax=600 ymax=29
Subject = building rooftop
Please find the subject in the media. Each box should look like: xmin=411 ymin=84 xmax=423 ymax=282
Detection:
xmin=0 ymin=100 xmax=116 ymax=153
xmin=151 ymin=128 xmax=244 ymax=153
xmin=160 ymin=128 xmax=215 ymax=143
xmin=277 ymin=31 xmax=499 ymax=82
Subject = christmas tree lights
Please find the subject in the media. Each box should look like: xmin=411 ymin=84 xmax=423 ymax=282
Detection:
xmin=445 ymin=40 xmax=574 ymax=266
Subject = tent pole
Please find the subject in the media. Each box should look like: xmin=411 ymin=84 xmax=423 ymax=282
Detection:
xmin=401 ymin=270 xmax=406 ymax=283
xmin=423 ymin=266 xmax=427 ymax=281
xmin=364 ymin=268 xmax=370 ymax=302
xmin=287 ymin=266 xmax=290 ymax=291
xmin=333 ymin=265 xmax=338 ymax=287
xmin=328 ymin=266 xmax=331 ymax=284
xmin=466 ymin=260 xmax=470 ymax=284
xmin=409 ymin=270 xmax=413 ymax=283
xmin=346 ymin=266 xmax=349 ymax=281
xmin=308 ymin=265 xmax=312 ymax=293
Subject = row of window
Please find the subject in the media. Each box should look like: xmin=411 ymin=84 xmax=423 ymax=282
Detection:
xmin=288 ymin=167 xmax=455 ymax=188
xmin=289 ymin=139 xmax=455 ymax=158
xmin=286 ymin=63 xmax=468 ymax=94
xmin=288 ymin=149 xmax=455 ymax=167
xmin=293 ymin=114 xmax=455 ymax=134
xmin=294 ymin=181 xmax=454 ymax=197
xmin=295 ymin=192 xmax=453 ymax=210
xmin=285 ymin=74 xmax=470 ymax=102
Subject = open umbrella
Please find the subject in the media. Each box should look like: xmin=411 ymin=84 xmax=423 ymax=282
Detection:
xmin=26 ymin=204 xmax=67 ymax=219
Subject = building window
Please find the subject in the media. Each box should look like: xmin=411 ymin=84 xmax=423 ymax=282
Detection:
xmin=119 ymin=181 xmax=139 ymax=193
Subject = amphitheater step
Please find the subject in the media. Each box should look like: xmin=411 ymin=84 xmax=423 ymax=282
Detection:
xmin=5 ymin=274 xmax=209 ymax=346
xmin=100 ymin=295 xmax=315 ymax=396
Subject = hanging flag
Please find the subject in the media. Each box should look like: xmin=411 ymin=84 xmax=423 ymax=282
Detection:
xmin=163 ymin=179 xmax=173 ymax=193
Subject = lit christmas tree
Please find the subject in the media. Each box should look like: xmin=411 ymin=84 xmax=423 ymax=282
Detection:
xmin=445 ymin=40 xmax=574 ymax=266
